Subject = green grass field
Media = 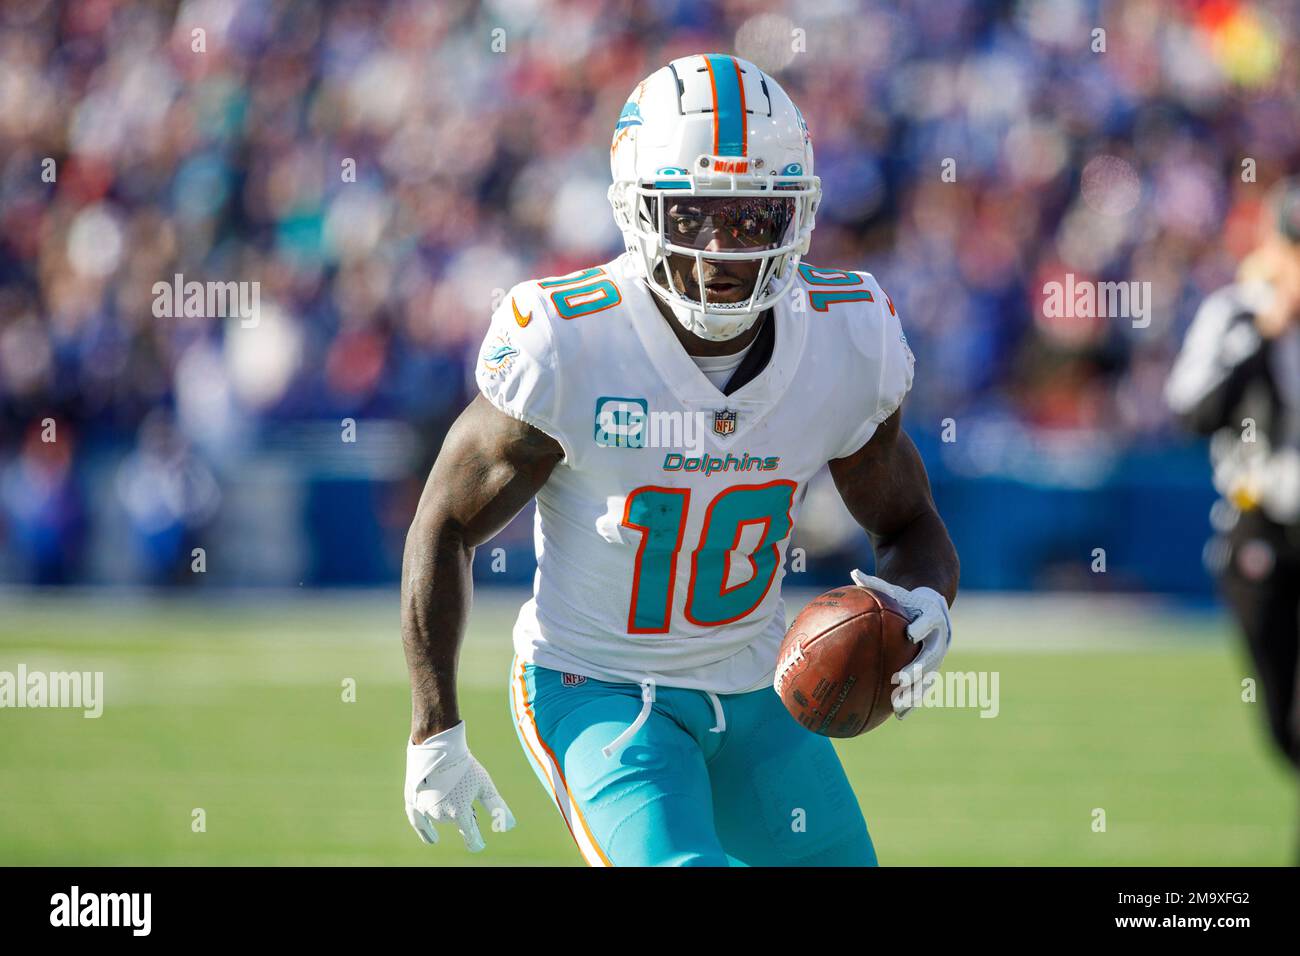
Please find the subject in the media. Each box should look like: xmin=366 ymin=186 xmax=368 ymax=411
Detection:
xmin=0 ymin=588 xmax=1293 ymax=866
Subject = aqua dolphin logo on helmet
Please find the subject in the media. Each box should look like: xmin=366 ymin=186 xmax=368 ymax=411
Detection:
xmin=608 ymin=54 xmax=822 ymax=342
xmin=615 ymin=102 xmax=643 ymax=131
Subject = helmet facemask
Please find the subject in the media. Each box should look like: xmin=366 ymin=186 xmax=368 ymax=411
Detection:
xmin=610 ymin=169 xmax=820 ymax=342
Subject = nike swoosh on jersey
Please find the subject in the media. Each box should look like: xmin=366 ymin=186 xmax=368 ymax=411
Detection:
xmin=512 ymin=297 xmax=532 ymax=328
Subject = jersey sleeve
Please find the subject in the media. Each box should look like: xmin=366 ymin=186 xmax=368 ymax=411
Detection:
xmin=475 ymin=282 xmax=574 ymax=462
xmin=833 ymin=274 xmax=916 ymax=460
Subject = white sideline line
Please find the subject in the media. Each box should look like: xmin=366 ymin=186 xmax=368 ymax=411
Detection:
xmin=0 ymin=587 xmax=1232 ymax=654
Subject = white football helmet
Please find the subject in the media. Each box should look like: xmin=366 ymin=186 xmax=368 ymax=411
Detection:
xmin=609 ymin=54 xmax=821 ymax=341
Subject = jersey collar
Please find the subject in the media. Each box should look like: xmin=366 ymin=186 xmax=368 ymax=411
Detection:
xmin=620 ymin=254 xmax=807 ymax=438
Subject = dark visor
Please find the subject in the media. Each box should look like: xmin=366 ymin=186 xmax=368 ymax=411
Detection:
xmin=659 ymin=196 xmax=796 ymax=251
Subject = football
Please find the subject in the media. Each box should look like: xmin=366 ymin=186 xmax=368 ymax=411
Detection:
xmin=774 ymin=585 xmax=918 ymax=737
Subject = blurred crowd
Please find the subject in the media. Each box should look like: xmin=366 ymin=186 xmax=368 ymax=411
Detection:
xmin=1 ymin=0 xmax=1297 ymax=584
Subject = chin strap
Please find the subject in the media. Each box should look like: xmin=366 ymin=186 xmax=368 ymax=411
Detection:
xmin=652 ymin=264 xmax=763 ymax=341
xmin=665 ymin=296 xmax=762 ymax=342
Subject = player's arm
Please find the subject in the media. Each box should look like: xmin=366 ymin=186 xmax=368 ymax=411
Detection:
xmin=400 ymin=393 xmax=563 ymax=849
xmin=402 ymin=393 xmax=562 ymax=739
xmin=829 ymin=409 xmax=958 ymax=604
xmin=829 ymin=409 xmax=959 ymax=717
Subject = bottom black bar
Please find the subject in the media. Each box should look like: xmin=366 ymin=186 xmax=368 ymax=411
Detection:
xmin=0 ymin=866 xmax=1288 ymax=941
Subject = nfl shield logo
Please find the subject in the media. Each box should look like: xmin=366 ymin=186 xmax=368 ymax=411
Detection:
xmin=561 ymin=673 xmax=587 ymax=687
xmin=712 ymin=409 xmax=737 ymax=436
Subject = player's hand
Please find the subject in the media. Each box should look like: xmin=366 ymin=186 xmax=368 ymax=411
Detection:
xmin=404 ymin=721 xmax=516 ymax=852
xmin=849 ymin=570 xmax=952 ymax=719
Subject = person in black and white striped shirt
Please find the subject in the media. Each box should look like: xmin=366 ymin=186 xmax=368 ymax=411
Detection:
xmin=1167 ymin=178 xmax=1300 ymax=784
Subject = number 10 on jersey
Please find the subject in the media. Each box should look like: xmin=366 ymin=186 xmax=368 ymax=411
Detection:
xmin=621 ymin=480 xmax=797 ymax=633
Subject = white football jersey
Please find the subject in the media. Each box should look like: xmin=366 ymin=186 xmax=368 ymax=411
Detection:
xmin=476 ymin=253 xmax=913 ymax=694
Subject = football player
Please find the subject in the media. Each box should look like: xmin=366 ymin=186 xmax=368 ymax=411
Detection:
xmin=402 ymin=54 xmax=959 ymax=866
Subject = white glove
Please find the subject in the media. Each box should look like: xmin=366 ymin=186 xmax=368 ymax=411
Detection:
xmin=404 ymin=721 xmax=515 ymax=852
xmin=849 ymin=570 xmax=952 ymax=719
